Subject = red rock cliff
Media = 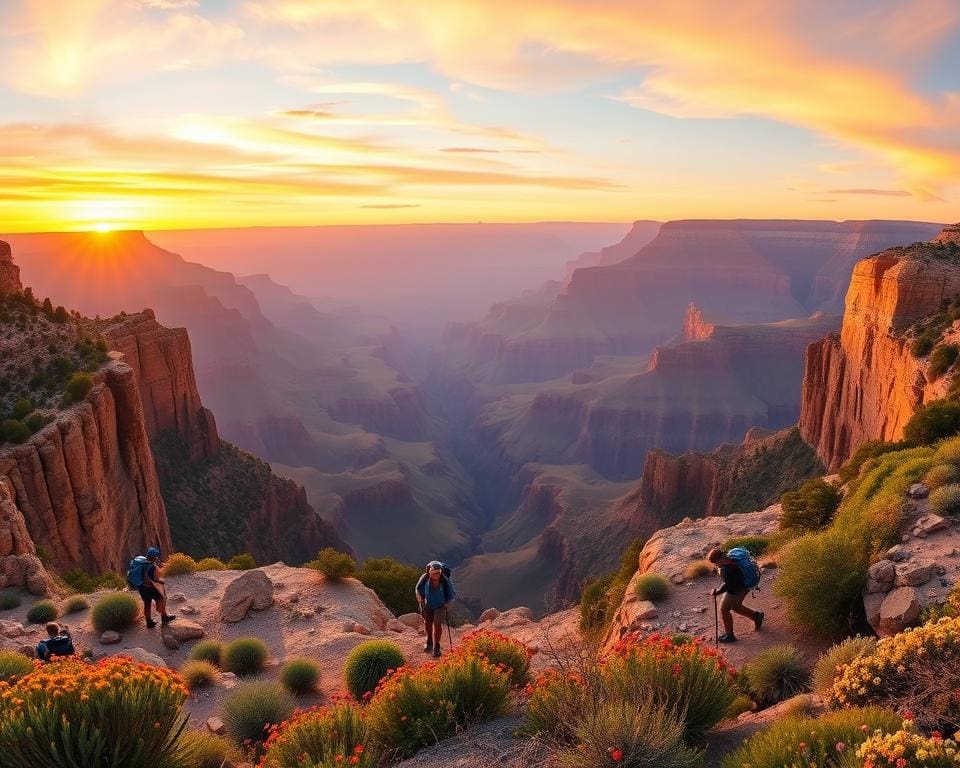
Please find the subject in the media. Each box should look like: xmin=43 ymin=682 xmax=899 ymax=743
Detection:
xmin=0 ymin=240 xmax=21 ymax=295
xmin=0 ymin=477 xmax=52 ymax=594
xmin=799 ymin=228 xmax=960 ymax=469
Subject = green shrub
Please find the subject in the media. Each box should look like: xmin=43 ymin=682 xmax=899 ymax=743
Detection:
xmin=524 ymin=669 xmax=587 ymax=742
xmin=162 ymin=552 xmax=197 ymax=576
xmin=743 ymin=644 xmax=809 ymax=707
xmin=180 ymin=660 xmax=218 ymax=689
xmin=720 ymin=535 xmax=771 ymax=556
xmin=91 ymin=592 xmax=140 ymax=632
xmin=279 ymin=657 xmax=321 ymax=695
xmin=223 ymin=637 xmax=268 ymax=676
xmin=0 ymin=592 xmax=21 ymax=611
xmin=905 ymin=399 xmax=960 ymax=445
xmin=924 ymin=462 xmax=960 ymax=489
xmin=176 ymin=730 xmax=240 ymax=768
xmin=259 ymin=703 xmax=377 ymax=768
xmin=189 ymin=640 xmax=224 ymax=667
xmin=62 ymin=568 xmax=126 ymax=594
xmin=221 ymin=681 xmax=295 ymax=752
xmin=547 ymin=697 xmax=701 ymax=768
xmin=912 ymin=332 xmax=938 ymax=357
xmin=356 ymin=557 xmax=422 ymax=616
xmin=0 ymin=651 xmax=34 ymax=684
xmin=929 ymin=344 xmax=960 ymax=380
xmin=226 ymin=553 xmax=256 ymax=570
xmin=458 ymin=630 xmax=531 ymax=687
xmin=811 ymin=636 xmax=877 ymax=702
xmin=634 ymin=573 xmax=669 ymax=602
xmin=721 ymin=706 xmax=901 ymax=768
xmin=24 ymin=412 xmax=51 ymax=435
xmin=727 ymin=694 xmax=754 ymax=718
xmin=1 ymin=419 xmax=30 ymax=444
xmin=838 ymin=439 xmax=909 ymax=484
xmin=779 ymin=478 xmax=842 ymax=533
xmin=63 ymin=372 xmax=94 ymax=405
xmin=0 ymin=657 xmax=188 ymax=768
xmin=25 ymin=599 xmax=58 ymax=624
xmin=12 ymin=398 xmax=33 ymax=420
xmin=194 ymin=557 xmax=227 ymax=571
xmin=344 ymin=640 xmax=406 ymax=701
xmin=930 ymin=483 xmax=960 ymax=515
xmin=308 ymin=548 xmax=357 ymax=579
xmin=935 ymin=435 xmax=960 ymax=464
xmin=579 ymin=572 xmax=615 ymax=631
xmin=683 ymin=560 xmax=713 ymax=580
xmin=63 ymin=596 xmax=89 ymax=614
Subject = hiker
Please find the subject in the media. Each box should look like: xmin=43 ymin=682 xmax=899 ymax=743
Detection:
xmin=137 ymin=547 xmax=176 ymax=629
xmin=707 ymin=547 xmax=764 ymax=644
xmin=415 ymin=560 xmax=454 ymax=658
xmin=36 ymin=622 xmax=74 ymax=662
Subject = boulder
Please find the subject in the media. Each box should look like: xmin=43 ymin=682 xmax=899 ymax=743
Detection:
xmin=161 ymin=632 xmax=180 ymax=651
xmin=0 ymin=620 xmax=26 ymax=639
xmin=506 ymin=606 xmax=533 ymax=620
xmin=165 ymin=619 xmax=205 ymax=642
xmin=386 ymin=618 xmax=408 ymax=633
xmin=398 ymin=612 xmax=422 ymax=629
xmin=634 ymin=601 xmax=658 ymax=621
xmin=878 ymin=586 xmax=921 ymax=636
xmin=479 ymin=608 xmax=500 ymax=624
xmin=169 ymin=593 xmax=187 ymax=603
xmin=907 ymin=483 xmax=930 ymax=499
xmin=886 ymin=545 xmax=910 ymax=562
xmin=220 ymin=570 xmax=274 ymax=622
xmin=112 ymin=648 xmax=168 ymax=668
xmin=866 ymin=560 xmax=896 ymax=593
xmin=99 ymin=630 xmax=121 ymax=645
xmin=863 ymin=592 xmax=885 ymax=629
xmin=352 ymin=623 xmax=371 ymax=635
xmin=913 ymin=514 xmax=949 ymax=536
xmin=206 ymin=717 xmax=226 ymax=735
xmin=17 ymin=644 xmax=35 ymax=658
xmin=894 ymin=559 xmax=935 ymax=587
xmin=220 ymin=671 xmax=238 ymax=690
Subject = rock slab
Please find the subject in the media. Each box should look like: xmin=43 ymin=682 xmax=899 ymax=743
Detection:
xmin=220 ymin=570 xmax=274 ymax=622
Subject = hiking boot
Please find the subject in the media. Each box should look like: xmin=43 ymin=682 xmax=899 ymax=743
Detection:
xmin=160 ymin=614 xmax=176 ymax=624
xmin=146 ymin=619 xmax=157 ymax=629
xmin=432 ymin=647 xmax=441 ymax=659
xmin=717 ymin=633 xmax=737 ymax=644
xmin=423 ymin=642 xmax=433 ymax=654
xmin=754 ymin=611 xmax=765 ymax=631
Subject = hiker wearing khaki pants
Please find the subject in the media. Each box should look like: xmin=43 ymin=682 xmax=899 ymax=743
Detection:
xmin=707 ymin=547 xmax=764 ymax=643
xmin=415 ymin=560 xmax=454 ymax=658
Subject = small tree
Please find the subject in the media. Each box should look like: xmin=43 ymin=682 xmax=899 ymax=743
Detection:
xmin=63 ymin=373 xmax=94 ymax=405
xmin=780 ymin=478 xmax=842 ymax=533
xmin=904 ymin=400 xmax=960 ymax=445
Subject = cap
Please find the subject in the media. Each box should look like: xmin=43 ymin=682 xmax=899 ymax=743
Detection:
xmin=427 ymin=560 xmax=443 ymax=570
xmin=146 ymin=547 xmax=161 ymax=558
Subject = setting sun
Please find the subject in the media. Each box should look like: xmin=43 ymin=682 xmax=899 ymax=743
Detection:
xmin=94 ymin=223 xmax=113 ymax=233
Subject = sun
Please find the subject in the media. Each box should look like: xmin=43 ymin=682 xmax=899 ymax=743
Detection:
xmin=94 ymin=222 xmax=114 ymax=233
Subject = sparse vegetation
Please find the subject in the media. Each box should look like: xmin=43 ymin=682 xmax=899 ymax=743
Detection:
xmin=180 ymin=660 xmax=218 ymax=689
xmin=720 ymin=535 xmax=771 ymax=556
xmin=578 ymin=538 xmax=645 ymax=633
xmin=812 ymin=636 xmax=877 ymax=702
xmin=683 ymin=560 xmax=714 ymax=580
xmin=62 ymin=372 xmax=94 ymax=405
xmin=0 ymin=592 xmax=22 ymax=611
xmin=189 ymin=640 xmax=224 ymax=668
xmin=25 ymin=599 xmax=57 ymax=624
xmin=223 ymin=637 xmax=268 ymax=676
xmin=227 ymin=553 xmax=257 ymax=570
xmin=344 ymin=640 xmax=406 ymax=701
xmin=633 ymin=573 xmax=669 ymax=602
xmin=63 ymin=595 xmax=89 ymax=614
xmin=279 ymin=658 xmax=321 ymax=695
xmin=308 ymin=548 xmax=357 ymax=580
xmin=176 ymin=730 xmax=240 ymax=768
xmin=221 ymin=681 xmax=295 ymax=753
xmin=930 ymin=483 xmax=960 ymax=515
xmin=924 ymin=462 xmax=960 ymax=489
xmin=904 ymin=399 xmax=960 ymax=445
xmin=162 ymin=552 xmax=198 ymax=576
xmin=62 ymin=568 xmax=126 ymax=594
xmin=929 ymin=343 xmax=960 ymax=380
xmin=194 ymin=557 xmax=227 ymax=571
xmin=0 ymin=651 xmax=34 ymax=684
xmin=91 ymin=592 xmax=140 ymax=632
xmin=356 ymin=557 xmax=422 ymax=616
xmin=743 ymin=644 xmax=809 ymax=707
xmin=779 ymin=478 xmax=842 ymax=533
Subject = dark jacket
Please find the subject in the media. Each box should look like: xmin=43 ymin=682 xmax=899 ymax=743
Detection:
xmin=416 ymin=573 xmax=453 ymax=609
xmin=716 ymin=560 xmax=746 ymax=595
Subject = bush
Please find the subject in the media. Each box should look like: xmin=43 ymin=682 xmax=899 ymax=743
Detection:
xmin=458 ymin=630 xmax=531 ymax=687
xmin=912 ymin=332 xmax=938 ymax=358
xmin=343 ymin=640 xmax=406 ymax=701
xmin=162 ymin=552 xmax=198 ymax=576
xmin=226 ymin=553 xmax=256 ymax=570
xmin=578 ymin=538 xmax=646 ymax=633
xmin=279 ymin=657 xmax=321 ymax=695
xmin=0 ymin=592 xmax=21 ymax=611
xmin=833 ymin=615 xmax=960 ymax=730
xmin=63 ymin=595 xmax=89 ymax=614
xmin=25 ymin=599 xmax=57 ymax=624
xmin=743 ymin=644 xmax=809 ymax=707
xmin=905 ymin=400 xmax=960 ymax=445
xmin=930 ymin=483 xmax=960 ymax=515
xmin=727 ymin=694 xmax=754 ymax=718
xmin=720 ymin=535 xmax=771 ymax=556
xmin=524 ymin=669 xmax=588 ymax=742
xmin=858 ymin=718 xmax=960 ymax=768
xmin=779 ymin=478 xmax=842 ymax=533
xmin=924 ymin=463 xmax=960 ymax=489
xmin=24 ymin=412 xmax=51 ymax=435
xmin=684 ymin=560 xmax=713 ymax=580
xmin=935 ymin=435 xmax=960 ymax=464
xmin=194 ymin=557 xmax=227 ymax=571
xmin=0 ymin=657 xmax=188 ymax=768
xmin=547 ymin=697 xmax=701 ymax=768
xmin=811 ymin=636 xmax=877 ymax=702
xmin=721 ymin=706 xmax=901 ymax=768
xmin=356 ymin=557 xmax=422 ymax=616
xmin=180 ymin=660 xmax=218 ymax=689
xmin=1 ymin=419 xmax=30 ymax=444
xmin=929 ymin=344 xmax=960 ymax=380
xmin=91 ymin=592 xmax=140 ymax=632
xmin=365 ymin=654 xmax=510 ymax=760
xmin=12 ymin=398 xmax=33 ymax=420
xmin=189 ymin=640 xmax=224 ymax=668
xmin=838 ymin=439 xmax=909 ymax=484
xmin=63 ymin=372 xmax=94 ymax=405
xmin=259 ymin=703 xmax=377 ymax=768
xmin=221 ymin=681 xmax=295 ymax=752
xmin=308 ymin=548 xmax=357 ymax=579
xmin=223 ymin=637 xmax=268 ymax=676
xmin=634 ymin=573 xmax=669 ymax=602
xmin=606 ymin=633 xmax=737 ymax=742
xmin=62 ymin=568 xmax=126 ymax=593
xmin=176 ymin=730 xmax=240 ymax=768
xmin=0 ymin=651 xmax=34 ymax=683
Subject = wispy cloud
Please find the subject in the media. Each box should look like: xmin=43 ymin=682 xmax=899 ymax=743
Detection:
xmin=827 ymin=188 xmax=911 ymax=197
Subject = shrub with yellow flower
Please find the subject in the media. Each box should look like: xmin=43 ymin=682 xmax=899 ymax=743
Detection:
xmin=858 ymin=717 xmax=960 ymax=768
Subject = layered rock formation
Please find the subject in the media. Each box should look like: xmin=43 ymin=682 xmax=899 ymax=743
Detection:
xmin=0 ymin=477 xmax=51 ymax=594
xmin=0 ymin=240 xmax=21 ymax=295
xmin=800 ymin=226 xmax=960 ymax=469
xmin=0 ymin=361 xmax=172 ymax=574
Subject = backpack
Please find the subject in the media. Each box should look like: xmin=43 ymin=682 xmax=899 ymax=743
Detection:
xmin=420 ymin=563 xmax=456 ymax=600
xmin=37 ymin=634 xmax=74 ymax=662
xmin=727 ymin=547 xmax=761 ymax=590
xmin=126 ymin=555 xmax=149 ymax=589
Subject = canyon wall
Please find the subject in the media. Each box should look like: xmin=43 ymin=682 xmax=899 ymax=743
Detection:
xmin=799 ymin=227 xmax=960 ymax=469
xmin=0 ymin=477 xmax=51 ymax=594
xmin=0 ymin=240 xmax=21 ymax=295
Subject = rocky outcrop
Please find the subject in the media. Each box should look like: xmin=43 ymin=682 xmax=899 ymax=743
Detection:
xmin=102 ymin=310 xmax=218 ymax=462
xmin=0 ymin=478 xmax=51 ymax=594
xmin=800 ymin=227 xmax=960 ymax=469
xmin=0 ymin=362 xmax=172 ymax=575
xmin=0 ymin=240 xmax=21 ymax=295
xmin=220 ymin=569 xmax=274 ymax=622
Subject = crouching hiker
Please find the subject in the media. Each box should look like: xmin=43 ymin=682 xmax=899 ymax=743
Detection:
xmin=36 ymin=622 xmax=74 ymax=662
xmin=415 ymin=560 xmax=454 ymax=659
xmin=127 ymin=547 xmax=176 ymax=629
xmin=707 ymin=546 xmax=764 ymax=644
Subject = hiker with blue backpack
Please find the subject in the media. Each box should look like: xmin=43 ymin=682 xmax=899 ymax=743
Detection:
xmin=707 ymin=546 xmax=764 ymax=644
xmin=415 ymin=560 xmax=454 ymax=658
xmin=127 ymin=547 xmax=176 ymax=629
xmin=36 ymin=622 xmax=74 ymax=662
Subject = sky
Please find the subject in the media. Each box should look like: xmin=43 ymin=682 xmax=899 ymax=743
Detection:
xmin=0 ymin=0 xmax=958 ymax=232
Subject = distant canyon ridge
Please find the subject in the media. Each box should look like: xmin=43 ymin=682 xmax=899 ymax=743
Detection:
xmin=1 ymin=218 xmax=944 ymax=613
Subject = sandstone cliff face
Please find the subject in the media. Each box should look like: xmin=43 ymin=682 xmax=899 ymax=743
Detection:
xmin=0 ymin=477 xmax=51 ymax=594
xmin=0 ymin=240 xmax=21 ymax=295
xmin=800 ymin=232 xmax=960 ymax=469
xmin=0 ymin=362 xmax=173 ymax=575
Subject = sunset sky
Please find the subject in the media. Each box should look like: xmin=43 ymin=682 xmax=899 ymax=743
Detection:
xmin=1 ymin=0 xmax=959 ymax=231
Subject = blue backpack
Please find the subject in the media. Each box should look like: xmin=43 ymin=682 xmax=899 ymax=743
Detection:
xmin=37 ymin=634 xmax=74 ymax=662
xmin=727 ymin=547 xmax=761 ymax=590
xmin=126 ymin=556 xmax=149 ymax=589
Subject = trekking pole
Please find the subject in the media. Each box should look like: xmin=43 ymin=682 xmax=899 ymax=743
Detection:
xmin=713 ymin=592 xmax=719 ymax=649
xmin=446 ymin=610 xmax=453 ymax=652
